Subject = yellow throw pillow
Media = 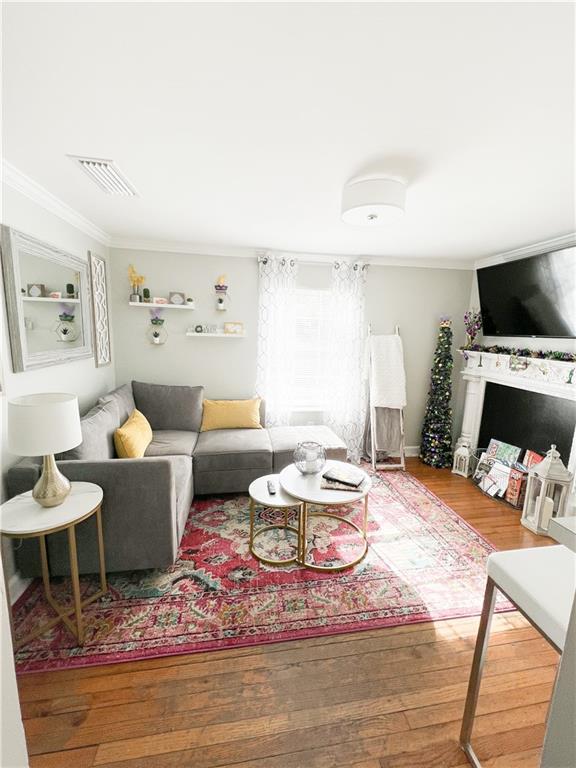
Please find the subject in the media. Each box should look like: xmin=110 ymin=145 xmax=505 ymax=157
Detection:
xmin=114 ymin=409 xmax=153 ymax=458
xmin=200 ymin=398 xmax=262 ymax=432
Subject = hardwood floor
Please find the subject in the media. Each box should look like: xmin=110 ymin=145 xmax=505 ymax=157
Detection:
xmin=19 ymin=459 xmax=556 ymax=768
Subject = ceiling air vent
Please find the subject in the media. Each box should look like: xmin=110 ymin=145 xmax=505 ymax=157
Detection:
xmin=68 ymin=155 xmax=138 ymax=196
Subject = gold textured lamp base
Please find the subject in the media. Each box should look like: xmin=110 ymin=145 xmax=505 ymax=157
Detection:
xmin=33 ymin=454 xmax=71 ymax=507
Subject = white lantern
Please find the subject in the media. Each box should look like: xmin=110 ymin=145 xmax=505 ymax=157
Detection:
xmin=521 ymin=445 xmax=573 ymax=535
xmin=452 ymin=438 xmax=472 ymax=478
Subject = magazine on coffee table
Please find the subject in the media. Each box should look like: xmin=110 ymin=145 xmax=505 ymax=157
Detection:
xmin=321 ymin=477 xmax=367 ymax=492
xmin=322 ymin=465 xmax=365 ymax=488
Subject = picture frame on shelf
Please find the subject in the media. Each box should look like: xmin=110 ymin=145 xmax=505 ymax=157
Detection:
xmin=224 ymin=322 xmax=244 ymax=335
xmin=169 ymin=291 xmax=185 ymax=305
xmin=27 ymin=283 xmax=46 ymax=298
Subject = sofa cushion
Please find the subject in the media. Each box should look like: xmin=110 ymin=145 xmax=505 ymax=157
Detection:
xmin=115 ymin=410 xmax=153 ymax=459
xmin=133 ymin=381 xmax=204 ymax=432
xmin=98 ymin=383 xmax=135 ymax=425
xmin=193 ymin=429 xmax=273 ymax=472
xmin=145 ymin=430 xmax=199 ymax=457
xmin=163 ymin=455 xmax=194 ymax=539
xmin=268 ymin=425 xmax=348 ymax=473
xmin=200 ymin=398 xmax=262 ymax=432
xmin=59 ymin=400 xmax=119 ymax=461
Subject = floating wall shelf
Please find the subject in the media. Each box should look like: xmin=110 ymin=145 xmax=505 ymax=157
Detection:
xmin=185 ymin=332 xmax=245 ymax=338
xmin=128 ymin=302 xmax=195 ymax=309
xmin=22 ymin=296 xmax=80 ymax=304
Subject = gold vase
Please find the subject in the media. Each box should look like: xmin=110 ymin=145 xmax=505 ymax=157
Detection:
xmin=32 ymin=455 xmax=71 ymax=507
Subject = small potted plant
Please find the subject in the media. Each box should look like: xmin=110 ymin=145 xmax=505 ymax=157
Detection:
xmin=147 ymin=308 xmax=166 ymax=345
xmin=55 ymin=303 xmax=78 ymax=342
xmin=128 ymin=264 xmax=145 ymax=302
xmin=143 ymin=288 xmax=151 ymax=303
xmin=463 ymin=309 xmax=482 ymax=348
xmin=66 ymin=283 xmax=76 ymax=299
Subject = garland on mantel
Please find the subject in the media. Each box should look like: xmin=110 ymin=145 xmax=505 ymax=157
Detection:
xmin=460 ymin=344 xmax=576 ymax=363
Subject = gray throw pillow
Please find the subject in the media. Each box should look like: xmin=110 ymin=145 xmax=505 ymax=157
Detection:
xmin=132 ymin=381 xmax=204 ymax=432
xmin=59 ymin=399 xmax=120 ymax=461
xmin=98 ymin=383 xmax=136 ymax=425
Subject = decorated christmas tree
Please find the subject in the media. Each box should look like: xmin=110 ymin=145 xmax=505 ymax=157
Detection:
xmin=420 ymin=318 xmax=454 ymax=468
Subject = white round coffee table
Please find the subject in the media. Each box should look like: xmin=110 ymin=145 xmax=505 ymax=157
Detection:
xmin=248 ymin=474 xmax=301 ymax=566
xmin=279 ymin=460 xmax=372 ymax=572
xmin=0 ymin=482 xmax=107 ymax=648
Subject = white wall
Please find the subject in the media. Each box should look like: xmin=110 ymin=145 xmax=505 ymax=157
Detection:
xmin=110 ymin=249 xmax=473 ymax=448
xmin=110 ymin=249 xmax=259 ymax=397
xmin=366 ymin=265 xmax=473 ymax=447
xmin=0 ymin=184 xmax=115 ymax=591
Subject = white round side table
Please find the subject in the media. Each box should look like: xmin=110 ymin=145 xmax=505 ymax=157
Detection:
xmin=279 ymin=460 xmax=372 ymax=572
xmin=0 ymin=481 xmax=107 ymax=648
xmin=248 ymin=474 xmax=301 ymax=566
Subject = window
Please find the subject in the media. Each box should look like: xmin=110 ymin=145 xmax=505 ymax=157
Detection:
xmin=292 ymin=288 xmax=329 ymax=410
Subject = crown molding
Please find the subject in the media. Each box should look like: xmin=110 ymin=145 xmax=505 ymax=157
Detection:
xmin=2 ymin=160 xmax=112 ymax=246
xmin=110 ymin=237 xmax=474 ymax=269
xmin=110 ymin=236 xmax=256 ymax=259
xmin=474 ymin=233 xmax=576 ymax=270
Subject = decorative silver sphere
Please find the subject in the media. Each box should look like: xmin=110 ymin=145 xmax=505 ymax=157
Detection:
xmin=293 ymin=441 xmax=326 ymax=475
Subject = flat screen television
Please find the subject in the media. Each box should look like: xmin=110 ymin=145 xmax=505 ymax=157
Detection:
xmin=477 ymin=246 xmax=576 ymax=338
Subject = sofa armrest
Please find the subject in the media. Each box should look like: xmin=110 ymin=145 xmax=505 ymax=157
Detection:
xmin=8 ymin=457 xmax=179 ymax=576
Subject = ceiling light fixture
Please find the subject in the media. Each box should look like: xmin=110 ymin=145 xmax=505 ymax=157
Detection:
xmin=67 ymin=155 xmax=138 ymax=196
xmin=341 ymin=177 xmax=406 ymax=225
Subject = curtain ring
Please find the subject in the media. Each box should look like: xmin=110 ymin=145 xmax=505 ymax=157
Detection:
xmin=290 ymin=259 xmax=295 ymax=267
xmin=334 ymin=261 xmax=340 ymax=269
xmin=281 ymin=258 xmax=286 ymax=266
xmin=353 ymin=264 xmax=358 ymax=271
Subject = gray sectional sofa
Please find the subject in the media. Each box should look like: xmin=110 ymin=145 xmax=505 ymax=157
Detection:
xmin=7 ymin=381 xmax=347 ymax=577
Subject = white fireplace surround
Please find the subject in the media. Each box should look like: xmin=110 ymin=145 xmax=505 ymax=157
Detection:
xmin=457 ymin=350 xmax=576 ymax=475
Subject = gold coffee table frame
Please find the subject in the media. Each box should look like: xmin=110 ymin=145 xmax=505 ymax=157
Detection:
xmin=299 ymin=496 xmax=369 ymax=572
xmin=248 ymin=474 xmax=302 ymax=567
xmin=279 ymin=461 xmax=372 ymax=574
xmin=2 ymin=492 xmax=107 ymax=650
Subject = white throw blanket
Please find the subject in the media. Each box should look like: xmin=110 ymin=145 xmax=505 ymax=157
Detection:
xmin=368 ymin=334 xmax=407 ymax=409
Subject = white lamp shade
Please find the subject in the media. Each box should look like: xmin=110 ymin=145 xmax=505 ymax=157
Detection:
xmin=342 ymin=178 xmax=406 ymax=225
xmin=8 ymin=393 xmax=82 ymax=457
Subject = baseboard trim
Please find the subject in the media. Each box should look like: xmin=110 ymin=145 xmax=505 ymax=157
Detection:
xmin=8 ymin=572 xmax=31 ymax=605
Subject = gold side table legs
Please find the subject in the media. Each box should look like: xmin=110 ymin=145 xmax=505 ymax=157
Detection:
xmin=14 ymin=506 xmax=108 ymax=650
xmin=249 ymin=498 xmax=300 ymax=567
xmin=299 ymin=496 xmax=369 ymax=573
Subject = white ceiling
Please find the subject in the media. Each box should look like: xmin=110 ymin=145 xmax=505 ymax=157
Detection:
xmin=2 ymin=2 xmax=575 ymax=262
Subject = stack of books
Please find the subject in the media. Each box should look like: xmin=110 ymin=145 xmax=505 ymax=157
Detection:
xmin=320 ymin=465 xmax=366 ymax=491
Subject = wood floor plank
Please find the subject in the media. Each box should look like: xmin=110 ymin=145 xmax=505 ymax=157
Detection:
xmin=18 ymin=460 xmax=557 ymax=768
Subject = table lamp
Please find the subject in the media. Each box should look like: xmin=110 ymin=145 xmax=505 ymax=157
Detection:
xmin=8 ymin=393 xmax=82 ymax=507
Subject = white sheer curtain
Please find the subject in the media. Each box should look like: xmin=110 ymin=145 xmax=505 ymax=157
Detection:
xmin=321 ymin=261 xmax=367 ymax=462
xmin=255 ymin=254 xmax=298 ymax=426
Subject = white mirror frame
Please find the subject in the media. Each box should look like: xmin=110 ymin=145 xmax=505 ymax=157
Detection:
xmin=1 ymin=226 xmax=93 ymax=372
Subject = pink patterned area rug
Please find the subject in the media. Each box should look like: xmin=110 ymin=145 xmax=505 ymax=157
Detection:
xmin=13 ymin=470 xmax=506 ymax=673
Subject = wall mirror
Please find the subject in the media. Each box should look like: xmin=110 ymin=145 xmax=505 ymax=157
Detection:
xmin=1 ymin=226 xmax=93 ymax=372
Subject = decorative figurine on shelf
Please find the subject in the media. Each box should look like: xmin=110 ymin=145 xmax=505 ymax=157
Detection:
xmin=55 ymin=303 xmax=79 ymax=342
xmin=142 ymin=288 xmax=151 ymax=303
xmin=463 ymin=309 xmax=482 ymax=348
xmin=186 ymin=297 xmax=196 ymax=309
xmin=215 ymin=274 xmax=228 ymax=311
xmin=420 ymin=317 xmax=453 ymax=468
xmin=521 ymin=445 xmax=573 ymax=535
xmin=128 ymin=264 xmax=145 ymax=303
xmin=147 ymin=308 xmax=167 ymax=345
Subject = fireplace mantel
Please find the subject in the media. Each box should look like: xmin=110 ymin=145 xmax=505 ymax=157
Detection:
xmin=457 ymin=350 xmax=576 ymax=472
